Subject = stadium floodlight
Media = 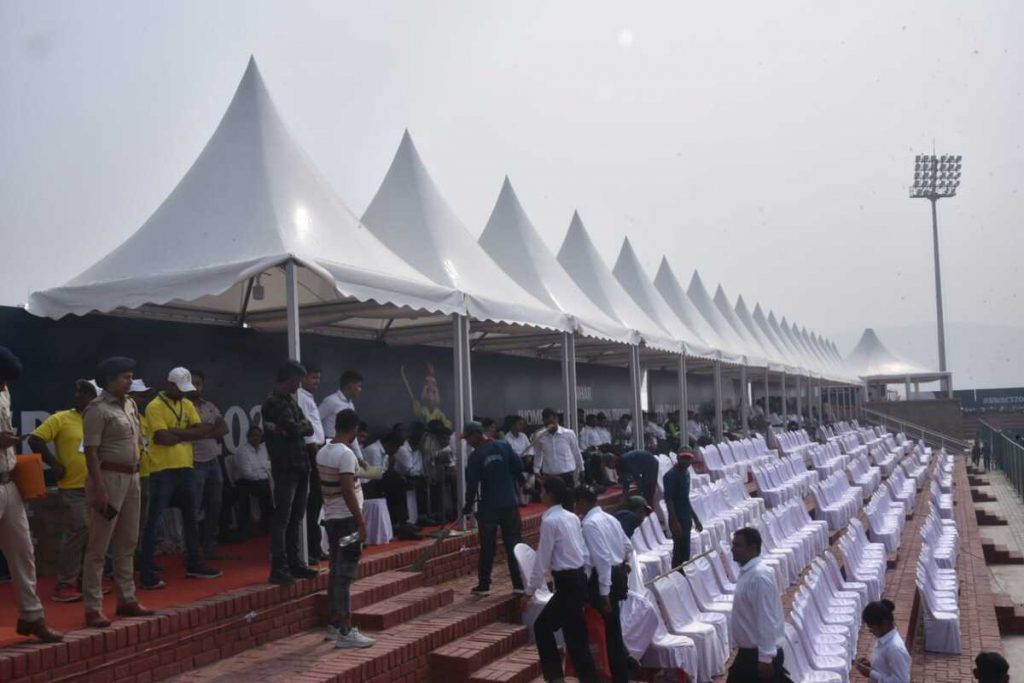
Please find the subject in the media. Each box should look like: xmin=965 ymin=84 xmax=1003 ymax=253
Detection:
xmin=909 ymin=152 xmax=962 ymax=373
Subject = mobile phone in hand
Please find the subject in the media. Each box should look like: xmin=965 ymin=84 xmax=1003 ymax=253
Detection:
xmin=103 ymin=504 xmax=119 ymax=520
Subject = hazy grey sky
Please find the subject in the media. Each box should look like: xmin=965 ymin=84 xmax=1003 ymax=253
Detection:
xmin=2 ymin=1 xmax=1022 ymax=387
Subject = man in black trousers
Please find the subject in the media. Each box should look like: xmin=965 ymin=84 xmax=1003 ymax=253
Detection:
xmin=527 ymin=476 xmax=597 ymax=683
xmin=662 ymin=450 xmax=703 ymax=568
xmin=461 ymin=421 xmax=524 ymax=596
xmin=575 ymin=484 xmax=632 ymax=683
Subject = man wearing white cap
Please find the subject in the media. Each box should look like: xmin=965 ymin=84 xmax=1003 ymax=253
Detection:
xmin=140 ymin=367 xmax=225 ymax=589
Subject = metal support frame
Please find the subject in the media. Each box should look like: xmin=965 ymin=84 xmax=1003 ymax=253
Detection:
xmin=678 ymin=355 xmax=688 ymax=431
xmin=763 ymin=367 xmax=770 ymax=422
xmin=452 ymin=314 xmax=473 ymax=532
xmin=817 ymin=380 xmax=823 ymax=422
xmin=713 ymin=360 xmax=724 ymax=442
xmin=739 ymin=364 xmax=749 ymax=437
xmin=562 ymin=331 xmax=578 ymax=432
xmin=284 ymin=260 xmax=308 ymax=564
xmin=780 ymin=371 xmax=787 ymax=421
xmin=628 ymin=345 xmax=644 ymax=448
xmin=795 ymin=375 xmax=803 ymax=422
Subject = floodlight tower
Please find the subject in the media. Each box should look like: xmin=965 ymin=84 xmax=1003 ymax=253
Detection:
xmin=910 ymin=153 xmax=961 ymax=372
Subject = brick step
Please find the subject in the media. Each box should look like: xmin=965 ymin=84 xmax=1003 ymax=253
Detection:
xmin=971 ymin=489 xmax=998 ymax=503
xmin=467 ymin=645 xmax=543 ymax=683
xmin=168 ymin=590 xmax=521 ymax=683
xmin=976 ymin=509 xmax=1009 ymax=526
xmin=352 ymin=586 xmax=455 ymax=631
xmin=982 ymin=542 xmax=1024 ymax=565
xmin=429 ymin=622 xmax=529 ymax=682
xmin=994 ymin=593 xmax=1024 ymax=635
xmin=968 ymin=476 xmax=989 ymax=486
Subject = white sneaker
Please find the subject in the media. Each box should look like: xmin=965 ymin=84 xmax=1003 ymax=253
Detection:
xmin=335 ymin=627 xmax=375 ymax=649
xmin=323 ymin=624 xmax=339 ymax=641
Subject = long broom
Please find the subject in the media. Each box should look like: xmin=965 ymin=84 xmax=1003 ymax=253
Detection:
xmin=407 ymin=428 xmax=552 ymax=573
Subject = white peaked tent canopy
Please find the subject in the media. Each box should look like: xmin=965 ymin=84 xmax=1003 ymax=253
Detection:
xmin=686 ymin=271 xmax=759 ymax=364
xmin=734 ymin=295 xmax=793 ymax=369
xmin=766 ymin=310 xmax=803 ymax=363
xmin=800 ymin=326 xmax=831 ymax=369
xmin=28 ymin=58 xmax=461 ymax=324
xmin=752 ymin=304 xmax=793 ymax=363
xmin=713 ymin=284 xmax=772 ymax=367
xmin=845 ymin=328 xmax=937 ymax=379
xmin=361 ymin=132 xmax=569 ymax=333
xmin=477 ymin=178 xmax=634 ymax=346
xmin=611 ymin=239 xmax=716 ymax=359
xmin=780 ymin=317 xmax=821 ymax=374
xmin=652 ymin=258 xmax=733 ymax=358
xmin=557 ymin=212 xmax=678 ymax=353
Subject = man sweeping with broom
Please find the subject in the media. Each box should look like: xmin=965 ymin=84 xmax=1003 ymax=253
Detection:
xmin=461 ymin=421 xmax=525 ymax=597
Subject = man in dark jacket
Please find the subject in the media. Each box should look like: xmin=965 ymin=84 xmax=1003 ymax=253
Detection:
xmin=261 ymin=360 xmax=316 ymax=586
xmin=462 ymin=421 xmax=524 ymax=596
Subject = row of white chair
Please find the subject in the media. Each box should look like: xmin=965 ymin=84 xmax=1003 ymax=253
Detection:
xmin=845 ymin=451 xmax=881 ymax=498
xmin=808 ymin=441 xmax=848 ymax=480
xmin=918 ymin=450 xmax=961 ymax=654
xmin=699 ymin=437 xmax=775 ymax=481
xmin=752 ymin=455 xmax=816 ymax=508
xmin=811 ymin=471 xmax=862 ymax=532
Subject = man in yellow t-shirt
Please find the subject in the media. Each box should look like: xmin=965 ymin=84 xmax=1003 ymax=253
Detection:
xmin=27 ymin=379 xmax=99 ymax=603
xmin=139 ymin=367 xmax=225 ymax=589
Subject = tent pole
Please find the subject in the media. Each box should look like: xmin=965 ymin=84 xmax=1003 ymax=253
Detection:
xmin=629 ymin=345 xmax=643 ymax=448
xmin=286 ymin=261 xmax=301 ymax=360
xmin=284 ymin=260 xmax=309 ymax=564
xmin=562 ymin=331 xmax=578 ymax=432
xmin=780 ymin=371 xmax=787 ymax=425
xmin=740 ymin=364 xmax=749 ymax=438
xmin=452 ymin=314 xmax=472 ymax=532
xmin=795 ymin=375 xmax=803 ymax=425
xmin=677 ymin=355 xmax=688 ymax=444
xmin=763 ymin=368 xmax=770 ymax=427
xmin=713 ymin=360 xmax=724 ymax=442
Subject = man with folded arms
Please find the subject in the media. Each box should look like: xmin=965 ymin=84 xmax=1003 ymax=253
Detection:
xmin=81 ymin=357 xmax=155 ymax=627
xmin=532 ymin=407 xmax=584 ymax=493
xmin=140 ymin=367 xmax=225 ymax=589
xmin=0 ymin=346 xmax=62 ymax=642
xmin=28 ymin=379 xmax=98 ymax=603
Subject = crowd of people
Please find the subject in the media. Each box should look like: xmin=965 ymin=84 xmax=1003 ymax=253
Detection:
xmin=0 ymin=345 xmax=1016 ymax=681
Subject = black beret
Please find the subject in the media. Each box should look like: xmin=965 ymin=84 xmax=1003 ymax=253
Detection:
xmin=95 ymin=356 xmax=136 ymax=386
xmin=0 ymin=346 xmax=22 ymax=381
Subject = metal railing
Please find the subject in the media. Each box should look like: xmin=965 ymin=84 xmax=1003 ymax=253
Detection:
xmin=978 ymin=419 xmax=1024 ymax=498
xmin=861 ymin=407 xmax=968 ymax=453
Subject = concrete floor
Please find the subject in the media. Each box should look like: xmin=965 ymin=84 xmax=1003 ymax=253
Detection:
xmin=975 ymin=469 xmax=1024 ymax=677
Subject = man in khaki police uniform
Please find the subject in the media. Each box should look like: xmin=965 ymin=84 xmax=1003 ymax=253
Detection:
xmin=0 ymin=346 xmax=63 ymax=642
xmin=82 ymin=356 xmax=155 ymax=627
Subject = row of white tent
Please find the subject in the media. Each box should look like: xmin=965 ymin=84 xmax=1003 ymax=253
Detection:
xmin=26 ymin=58 xmax=858 ymax=390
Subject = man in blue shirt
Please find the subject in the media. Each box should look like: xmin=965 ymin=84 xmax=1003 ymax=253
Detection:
xmin=610 ymin=449 xmax=660 ymax=506
xmin=462 ymin=421 xmax=524 ymax=596
xmin=613 ymin=496 xmax=652 ymax=539
xmin=662 ymin=451 xmax=703 ymax=568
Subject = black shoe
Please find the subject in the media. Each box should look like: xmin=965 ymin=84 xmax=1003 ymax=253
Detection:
xmin=396 ymin=524 xmax=422 ymax=541
xmin=185 ymin=564 xmax=223 ymax=579
xmin=470 ymin=585 xmax=490 ymax=596
xmin=269 ymin=570 xmax=296 ymax=586
xmin=289 ymin=565 xmax=318 ymax=580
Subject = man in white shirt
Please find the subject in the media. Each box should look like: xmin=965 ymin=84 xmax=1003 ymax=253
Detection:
xmin=503 ymin=415 xmax=534 ymax=505
xmin=643 ymin=411 xmax=666 ymax=450
xmin=579 ymin=414 xmax=606 ymax=451
xmin=232 ymin=426 xmax=273 ymax=539
xmin=317 ymin=408 xmax=374 ymax=650
xmin=728 ymin=527 xmax=788 ymax=682
xmin=685 ymin=412 xmax=703 ymax=446
xmin=528 ymin=476 xmax=597 ymax=683
xmin=575 ymin=484 xmax=633 ymax=683
xmin=298 ymin=364 xmax=327 ymax=561
xmin=317 ymin=371 xmax=363 ymax=459
xmin=532 ymin=408 xmax=584 ymax=492
xmin=596 ymin=413 xmax=613 ymax=447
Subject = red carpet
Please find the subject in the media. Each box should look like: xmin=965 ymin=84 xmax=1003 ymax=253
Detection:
xmin=0 ymin=502 xmax=553 ymax=647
